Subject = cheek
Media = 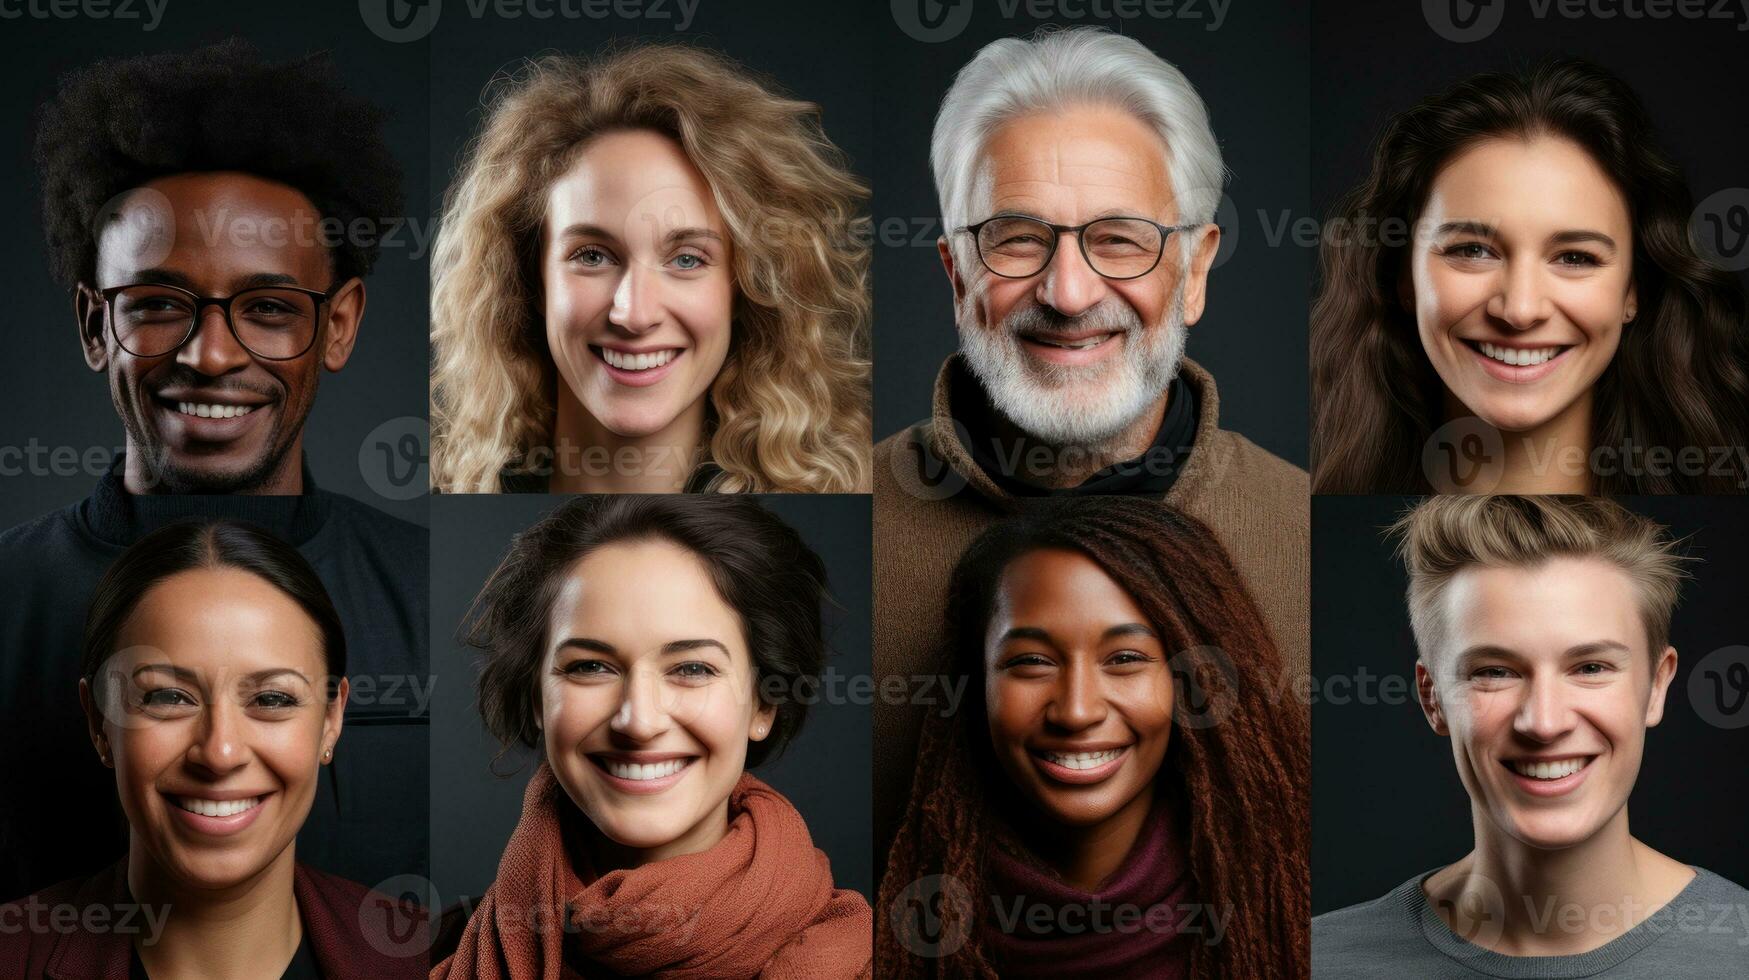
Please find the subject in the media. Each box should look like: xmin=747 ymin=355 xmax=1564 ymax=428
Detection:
xmin=1116 ymin=675 xmax=1174 ymax=733
xmin=984 ymin=679 xmax=1038 ymax=747
xmin=544 ymin=273 xmax=613 ymax=338
xmin=1111 ymin=279 xmax=1166 ymax=325
xmin=545 ymin=682 xmax=614 ymax=746
xmin=977 ymin=279 xmax=1031 ymax=327
xmin=1416 ymin=261 xmax=1488 ymax=334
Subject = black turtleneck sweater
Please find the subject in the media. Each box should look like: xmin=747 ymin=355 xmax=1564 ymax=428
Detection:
xmin=0 ymin=459 xmax=429 ymax=901
xmin=951 ymin=360 xmax=1200 ymax=497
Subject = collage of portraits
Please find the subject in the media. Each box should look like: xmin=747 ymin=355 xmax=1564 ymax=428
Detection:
xmin=1 ymin=0 xmax=1748 ymax=977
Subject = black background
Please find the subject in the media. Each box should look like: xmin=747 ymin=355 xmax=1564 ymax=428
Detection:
xmin=871 ymin=0 xmax=1310 ymax=467
xmin=0 ymin=0 xmax=431 ymax=527
xmin=428 ymin=493 xmax=874 ymax=907
xmin=1313 ymin=495 xmax=1749 ymax=914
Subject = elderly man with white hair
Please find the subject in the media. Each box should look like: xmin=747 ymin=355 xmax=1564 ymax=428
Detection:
xmin=873 ymin=27 xmax=1308 ymax=868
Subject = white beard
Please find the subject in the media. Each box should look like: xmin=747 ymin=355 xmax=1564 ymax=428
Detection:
xmin=957 ymin=286 xmax=1187 ymax=448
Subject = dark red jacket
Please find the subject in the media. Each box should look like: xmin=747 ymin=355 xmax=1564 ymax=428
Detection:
xmin=0 ymin=861 xmax=427 ymax=979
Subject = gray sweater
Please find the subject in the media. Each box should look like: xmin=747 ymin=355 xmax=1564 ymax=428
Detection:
xmin=1313 ymin=867 xmax=1749 ymax=978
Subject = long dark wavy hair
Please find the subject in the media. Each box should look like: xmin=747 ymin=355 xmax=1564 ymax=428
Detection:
xmin=1311 ymin=58 xmax=1749 ymax=494
xmin=875 ymin=498 xmax=1309 ymax=979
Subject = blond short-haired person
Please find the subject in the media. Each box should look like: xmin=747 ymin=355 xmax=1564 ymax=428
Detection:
xmin=1312 ymin=495 xmax=1749 ymax=978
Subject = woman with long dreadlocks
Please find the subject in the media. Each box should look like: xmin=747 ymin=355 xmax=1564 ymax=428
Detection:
xmin=877 ymin=497 xmax=1309 ymax=978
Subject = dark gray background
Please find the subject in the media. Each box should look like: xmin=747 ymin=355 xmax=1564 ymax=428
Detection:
xmin=0 ymin=0 xmax=431 ymax=527
xmin=871 ymin=0 xmax=1311 ymax=467
xmin=1312 ymin=495 xmax=1749 ymax=914
xmin=429 ymin=493 xmax=873 ymax=908
xmin=1312 ymin=0 xmax=1749 ymax=295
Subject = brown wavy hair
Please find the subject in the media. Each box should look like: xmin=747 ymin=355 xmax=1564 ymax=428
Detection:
xmin=875 ymin=498 xmax=1309 ymax=978
xmin=430 ymin=43 xmax=871 ymax=492
xmin=1311 ymin=58 xmax=1749 ymax=494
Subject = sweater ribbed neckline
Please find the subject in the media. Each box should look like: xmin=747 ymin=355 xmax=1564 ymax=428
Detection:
xmin=80 ymin=454 xmax=332 ymax=547
xmin=1398 ymin=866 xmax=1712 ymax=977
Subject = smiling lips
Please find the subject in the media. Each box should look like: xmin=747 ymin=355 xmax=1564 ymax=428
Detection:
xmin=1029 ymin=745 xmax=1132 ymax=785
xmin=165 ymin=792 xmax=271 ymax=836
xmin=1501 ymin=755 xmax=1597 ymax=797
xmin=588 ymin=753 xmax=698 ymax=795
xmin=1463 ymin=339 xmax=1575 ymax=383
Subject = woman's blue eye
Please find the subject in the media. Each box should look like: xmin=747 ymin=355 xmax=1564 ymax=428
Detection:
xmin=673 ymin=661 xmax=718 ymax=679
xmin=671 ymin=253 xmax=705 ymax=271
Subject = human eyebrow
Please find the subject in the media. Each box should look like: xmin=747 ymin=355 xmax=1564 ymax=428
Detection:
xmin=132 ymin=663 xmax=198 ymax=682
xmin=555 ymin=637 xmax=618 ymax=656
xmin=1433 ymin=220 xmax=1497 ymax=239
xmin=1102 ymin=623 xmax=1158 ymax=642
xmin=660 ymin=227 xmax=723 ymax=248
xmin=238 ymin=668 xmax=312 ymax=687
xmin=1547 ymin=230 xmax=1617 ymax=252
xmin=553 ymin=223 xmax=622 ymax=245
xmin=997 ymin=625 xmax=1055 ymax=646
xmin=660 ymin=638 xmax=730 ymax=656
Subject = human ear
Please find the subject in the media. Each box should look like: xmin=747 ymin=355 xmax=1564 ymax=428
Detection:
xmin=1644 ymin=645 xmax=1677 ymax=727
xmin=1416 ymin=659 xmax=1450 ymax=736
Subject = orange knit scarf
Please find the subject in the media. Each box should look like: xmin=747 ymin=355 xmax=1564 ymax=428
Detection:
xmin=433 ymin=763 xmax=871 ymax=979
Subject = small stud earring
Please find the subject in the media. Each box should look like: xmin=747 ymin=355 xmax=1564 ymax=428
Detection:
xmin=323 ymin=748 xmax=332 ymax=762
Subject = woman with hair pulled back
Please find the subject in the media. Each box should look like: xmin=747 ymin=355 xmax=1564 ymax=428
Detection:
xmin=432 ymin=495 xmax=871 ymax=978
xmin=877 ymin=497 xmax=1309 ymax=978
xmin=0 ymin=519 xmax=424 ymax=979
xmin=1311 ymin=59 xmax=1749 ymax=494
xmin=430 ymin=44 xmax=872 ymax=494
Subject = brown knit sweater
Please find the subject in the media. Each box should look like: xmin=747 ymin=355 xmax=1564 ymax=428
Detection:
xmin=871 ymin=354 xmax=1309 ymax=873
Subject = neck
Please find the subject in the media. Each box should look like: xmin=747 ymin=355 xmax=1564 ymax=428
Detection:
xmin=128 ymin=841 xmax=302 ymax=980
xmin=548 ymin=389 xmax=706 ymax=494
xmin=1446 ymin=390 xmax=1595 ymax=494
xmin=1020 ymin=789 xmax=1153 ymax=892
xmin=122 ymin=438 xmax=306 ymax=496
xmin=1428 ymin=804 xmax=1690 ymax=956
xmin=991 ymin=388 xmax=1169 ymax=490
xmin=574 ymin=797 xmax=732 ymax=875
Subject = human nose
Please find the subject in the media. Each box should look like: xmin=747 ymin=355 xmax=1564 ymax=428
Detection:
xmin=185 ymin=702 xmax=250 ymax=776
xmin=174 ymin=302 xmax=254 ymax=374
xmin=608 ymin=668 xmax=674 ymax=741
xmin=1511 ymin=673 xmax=1577 ymax=744
xmin=606 ymin=264 xmax=663 ymax=335
xmin=1035 ymin=231 xmax=1111 ymax=318
xmin=1486 ymin=259 xmax=1553 ymax=332
xmin=1043 ymin=658 xmax=1108 ymax=732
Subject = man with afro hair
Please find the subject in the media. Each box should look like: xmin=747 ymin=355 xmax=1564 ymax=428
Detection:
xmin=0 ymin=39 xmax=428 ymax=902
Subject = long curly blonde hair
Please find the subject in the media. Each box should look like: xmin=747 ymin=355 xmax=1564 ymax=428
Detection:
xmin=430 ymin=43 xmax=872 ymax=493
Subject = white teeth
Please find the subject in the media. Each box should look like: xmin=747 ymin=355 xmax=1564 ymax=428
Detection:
xmin=177 ymin=402 xmax=254 ymax=419
xmin=174 ymin=795 xmax=263 ymax=817
xmin=1034 ymin=334 xmax=1109 ymax=350
xmin=1043 ymin=748 xmax=1124 ymax=770
xmin=601 ymin=348 xmax=678 ymax=371
xmin=1509 ymin=758 xmax=1588 ymax=780
xmin=1478 ymin=342 xmax=1561 ymax=367
xmin=604 ymin=758 xmax=689 ymax=781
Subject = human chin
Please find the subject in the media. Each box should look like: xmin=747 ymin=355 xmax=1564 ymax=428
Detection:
xmin=958 ymin=295 xmax=1183 ymax=447
xmin=119 ymin=376 xmax=287 ymax=493
xmin=1473 ymin=745 xmax=1625 ymax=850
xmin=554 ymin=745 xmax=716 ymax=852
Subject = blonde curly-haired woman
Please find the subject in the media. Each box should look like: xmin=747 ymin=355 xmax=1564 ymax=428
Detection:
xmin=431 ymin=44 xmax=871 ymax=493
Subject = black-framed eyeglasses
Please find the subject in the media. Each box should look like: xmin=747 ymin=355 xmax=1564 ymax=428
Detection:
xmin=956 ymin=214 xmax=1201 ymax=280
xmin=99 ymin=281 xmax=340 ymax=361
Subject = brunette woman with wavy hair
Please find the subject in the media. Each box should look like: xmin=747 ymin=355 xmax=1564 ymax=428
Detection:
xmin=876 ymin=498 xmax=1309 ymax=978
xmin=431 ymin=43 xmax=871 ymax=493
xmin=1311 ymin=59 xmax=1749 ymax=494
